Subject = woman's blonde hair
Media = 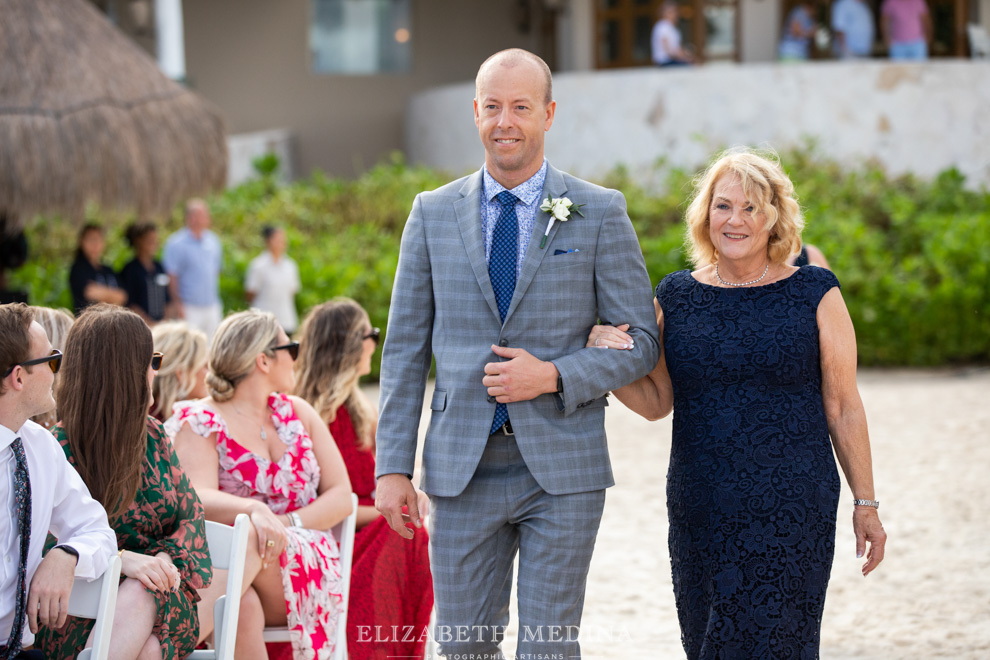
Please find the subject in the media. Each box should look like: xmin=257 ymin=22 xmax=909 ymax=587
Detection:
xmin=684 ymin=148 xmax=804 ymax=268
xmin=207 ymin=310 xmax=282 ymax=402
xmin=294 ymin=298 xmax=376 ymax=450
xmin=29 ymin=307 xmax=74 ymax=429
xmin=151 ymin=321 xmax=208 ymax=419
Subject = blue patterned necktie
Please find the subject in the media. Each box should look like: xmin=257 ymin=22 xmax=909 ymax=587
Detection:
xmin=3 ymin=438 xmax=31 ymax=659
xmin=489 ymin=191 xmax=518 ymax=434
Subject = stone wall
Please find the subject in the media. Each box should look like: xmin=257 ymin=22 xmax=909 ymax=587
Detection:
xmin=406 ymin=61 xmax=990 ymax=188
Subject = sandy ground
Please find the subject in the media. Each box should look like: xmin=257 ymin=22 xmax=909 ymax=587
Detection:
xmin=376 ymin=367 xmax=990 ymax=659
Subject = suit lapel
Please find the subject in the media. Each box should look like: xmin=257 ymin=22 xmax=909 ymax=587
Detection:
xmin=503 ymin=164 xmax=568 ymax=324
xmin=454 ymin=170 xmax=502 ymax=323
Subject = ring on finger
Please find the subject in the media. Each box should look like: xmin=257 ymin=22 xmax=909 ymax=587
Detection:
xmin=266 ymin=539 xmax=275 ymax=547
xmin=595 ymin=337 xmax=601 ymax=347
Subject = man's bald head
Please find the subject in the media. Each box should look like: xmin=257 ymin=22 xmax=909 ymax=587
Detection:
xmin=476 ymin=49 xmax=553 ymax=107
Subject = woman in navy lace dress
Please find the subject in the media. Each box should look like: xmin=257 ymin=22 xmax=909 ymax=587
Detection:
xmin=589 ymin=150 xmax=887 ymax=658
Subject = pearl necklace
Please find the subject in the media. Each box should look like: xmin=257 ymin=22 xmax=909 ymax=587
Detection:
xmin=715 ymin=262 xmax=770 ymax=287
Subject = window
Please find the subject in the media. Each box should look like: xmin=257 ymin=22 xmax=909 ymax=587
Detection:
xmin=310 ymin=0 xmax=412 ymax=74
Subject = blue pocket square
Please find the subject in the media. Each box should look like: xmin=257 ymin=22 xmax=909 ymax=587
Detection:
xmin=553 ymin=248 xmax=580 ymax=255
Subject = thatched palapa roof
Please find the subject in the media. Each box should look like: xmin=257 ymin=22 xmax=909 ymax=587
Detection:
xmin=0 ymin=0 xmax=227 ymax=233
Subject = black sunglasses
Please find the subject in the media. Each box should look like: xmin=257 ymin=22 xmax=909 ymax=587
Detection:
xmin=151 ymin=352 xmax=164 ymax=372
xmin=363 ymin=328 xmax=381 ymax=345
xmin=4 ymin=349 xmax=63 ymax=377
xmin=271 ymin=341 xmax=300 ymax=361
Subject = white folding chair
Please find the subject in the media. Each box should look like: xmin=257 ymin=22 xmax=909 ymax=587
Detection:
xmin=968 ymin=23 xmax=990 ymax=59
xmin=262 ymin=493 xmax=357 ymax=660
xmin=68 ymin=554 xmax=121 ymax=660
xmin=188 ymin=513 xmax=250 ymax=660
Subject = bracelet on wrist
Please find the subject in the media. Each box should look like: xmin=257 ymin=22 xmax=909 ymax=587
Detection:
xmin=853 ymin=499 xmax=879 ymax=509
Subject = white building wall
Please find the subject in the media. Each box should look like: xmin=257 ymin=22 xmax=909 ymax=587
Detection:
xmin=407 ymin=61 xmax=990 ymax=189
xmin=740 ymin=0 xmax=781 ymax=62
xmin=556 ymin=0 xmax=595 ymax=71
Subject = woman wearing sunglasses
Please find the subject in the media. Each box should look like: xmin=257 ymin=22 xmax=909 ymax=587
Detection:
xmin=166 ymin=310 xmax=352 ymax=660
xmin=294 ymin=298 xmax=433 ymax=660
xmin=36 ymin=304 xmax=212 ymax=660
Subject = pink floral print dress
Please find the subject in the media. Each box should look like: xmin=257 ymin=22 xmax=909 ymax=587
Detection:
xmin=166 ymin=393 xmax=344 ymax=660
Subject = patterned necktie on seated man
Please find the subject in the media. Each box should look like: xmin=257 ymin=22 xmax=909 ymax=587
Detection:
xmin=2 ymin=438 xmax=32 ymax=660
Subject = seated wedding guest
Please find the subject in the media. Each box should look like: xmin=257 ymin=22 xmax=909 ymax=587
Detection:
xmin=790 ymin=242 xmax=831 ymax=268
xmin=778 ymin=0 xmax=818 ymax=60
xmin=245 ymin=226 xmax=301 ymax=335
xmin=294 ymin=299 xmax=433 ymax=660
xmin=28 ymin=306 xmax=73 ymax=430
xmin=36 ymin=304 xmax=212 ymax=660
xmin=121 ymin=223 xmax=173 ymax=326
xmin=150 ymin=322 xmax=209 ymax=422
xmin=68 ymin=224 xmax=126 ymax=315
xmin=651 ymin=2 xmax=694 ymax=67
xmin=587 ymin=149 xmax=886 ymax=658
xmin=1 ymin=303 xmax=116 ymax=660
xmin=166 ymin=310 xmax=352 ymax=660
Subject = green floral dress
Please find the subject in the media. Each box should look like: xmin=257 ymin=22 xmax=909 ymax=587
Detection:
xmin=36 ymin=417 xmax=212 ymax=659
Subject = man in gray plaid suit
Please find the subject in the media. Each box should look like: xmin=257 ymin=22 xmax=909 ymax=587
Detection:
xmin=376 ymin=49 xmax=659 ymax=660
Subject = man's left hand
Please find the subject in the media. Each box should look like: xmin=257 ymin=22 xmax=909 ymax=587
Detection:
xmin=27 ymin=547 xmax=78 ymax=633
xmin=484 ymin=345 xmax=558 ymax=403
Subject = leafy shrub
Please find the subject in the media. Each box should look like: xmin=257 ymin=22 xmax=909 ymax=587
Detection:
xmin=6 ymin=149 xmax=989 ymax=372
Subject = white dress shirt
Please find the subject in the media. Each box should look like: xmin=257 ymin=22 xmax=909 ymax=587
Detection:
xmin=244 ymin=251 xmax=301 ymax=332
xmin=0 ymin=420 xmax=117 ymax=648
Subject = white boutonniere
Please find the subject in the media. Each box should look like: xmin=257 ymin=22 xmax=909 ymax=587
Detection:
xmin=539 ymin=195 xmax=584 ymax=248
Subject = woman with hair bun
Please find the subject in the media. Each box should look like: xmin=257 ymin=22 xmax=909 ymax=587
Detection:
xmin=588 ymin=148 xmax=886 ymax=658
xmin=294 ymin=298 xmax=433 ymax=660
xmin=150 ymin=322 xmax=208 ymax=422
xmin=166 ymin=310 xmax=352 ymax=660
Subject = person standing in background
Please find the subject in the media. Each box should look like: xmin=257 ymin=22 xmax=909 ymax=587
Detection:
xmin=163 ymin=200 xmax=223 ymax=342
xmin=121 ymin=223 xmax=174 ymax=326
xmin=832 ymin=0 xmax=876 ymax=58
xmin=245 ymin=226 xmax=301 ymax=335
xmin=882 ymin=0 xmax=931 ymax=60
xmin=68 ymin=224 xmax=126 ymax=316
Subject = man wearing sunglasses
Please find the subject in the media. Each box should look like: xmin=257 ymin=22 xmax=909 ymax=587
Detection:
xmin=0 ymin=304 xmax=117 ymax=659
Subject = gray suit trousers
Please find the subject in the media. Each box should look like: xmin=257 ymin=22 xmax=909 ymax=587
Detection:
xmin=430 ymin=434 xmax=606 ymax=660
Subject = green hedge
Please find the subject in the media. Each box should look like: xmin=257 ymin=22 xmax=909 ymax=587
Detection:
xmin=8 ymin=149 xmax=990 ymax=370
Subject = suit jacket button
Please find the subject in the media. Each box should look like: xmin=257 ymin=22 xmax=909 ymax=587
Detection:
xmin=487 ymin=395 xmax=495 ymax=403
xmin=499 ymin=339 xmax=508 ymax=347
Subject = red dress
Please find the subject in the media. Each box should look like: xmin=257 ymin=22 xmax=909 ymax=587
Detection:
xmin=329 ymin=406 xmax=434 ymax=660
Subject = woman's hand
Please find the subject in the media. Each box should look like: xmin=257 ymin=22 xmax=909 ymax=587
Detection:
xmin=249 ymin=503 xmax=289 ymax=569
xmin=415 ymin=489 xmax=431 ymax=521
xmin=587 ymin=323 xmax=634 ymax=350
xmin=853 ymin=508 xmax=887 ymax=577
xmin=121 ymin=551 xmax=181 ymax=592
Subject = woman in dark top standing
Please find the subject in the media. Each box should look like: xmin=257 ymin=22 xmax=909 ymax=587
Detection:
xmin=68 ymin=223 xmax=126 ymax=315
xmin=121 ymin=222 xmax=173 ymax=324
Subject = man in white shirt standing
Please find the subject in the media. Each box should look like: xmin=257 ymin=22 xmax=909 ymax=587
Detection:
xmin=832 ymin=0 xmax=876 ymax=58
xmin=0 ymin=304 xmax=116 ymax=659
xmin=245 ymin=226 xmax=301 ymax=334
